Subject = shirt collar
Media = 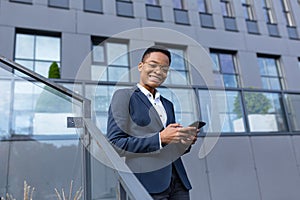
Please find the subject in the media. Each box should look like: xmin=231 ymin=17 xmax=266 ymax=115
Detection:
xmin=137 ymin=83 xmax=161 ymax=100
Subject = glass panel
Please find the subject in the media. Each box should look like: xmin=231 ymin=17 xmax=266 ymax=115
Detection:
xmin=166 ymin=70 xmax=188 ymax=85
xmin=0 ymin=139 xmax=83 ymax=199
xmin=160 ymin=88 xmax=198 ymax=126
xmin=199 ymin=13 xmax=214 ymax=28
xmin=84 ymin=0 xmax=103 ymax=13
xmin=116 ymin=0 xmax=134 ymax=17
xmin=85 ymin=84 xmax=127 ymax=133
xmin=93 ymin=45 xmax=105 ymax=63
xmin=223 ymin=74 xmax=238 ymax=88
xmin=48 ymin=0 xmax=69 ymax=8
xmin=107 ymin=43 xmax=128 ymax=66
xmin=170 ymin=49 xmax=185 ymax=70
xmin=146 ymin=0 xmax=158 ymax=5
xmin=173 ymin=0 xmax=183 ymax=9
xmin=146 ymin=5 xmax=163 ymax=21
xmin=261 ymin=77 xmax=281 ymax=90
xmin=285 ymin=94 xmax=300 ymax=131
xmin=35 ymin=61 xmax=56 ymax=78
xmin=198 ymin=0 xmax=207 ymax=12
xmin=244 ymin=92 xmax=287 ymax=132
xmin=199 ymin=90 xmax=245 ymax=133
xmin=219 ymin=53 xmax=235 ymax=73
xmin=15 ymin=34 xmax=34 ymax=59
xmin=108 ymin=66 xmax=129 ymax=82
xmin=91 ymin=65 xmax=107 ymax=81
xmin=14 ymin=59 xmax=34 ymax=71
xmin=36 ymin=36 xmax=60 ymax=61
xmin=0 ymin=79 xmax=11 ymax=138
xmin=210 ymin=53 xmax=220 ymax=71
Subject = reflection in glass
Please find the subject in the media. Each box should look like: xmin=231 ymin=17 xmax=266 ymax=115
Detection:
xmin=15 ymin=34 xmax=34 ymax=59
xmin=0 ymin=139 xmax=83 ymax=199
xmin=257 ymin=57 xmax=282 ymax=90
xmin=198 ymin=0 xmax=208 ymax=13
xmin=199 ymin=90 xmax=245 ymax=133
xmin=160 ymin=88 xmax=198 ymax=126
xmin=285 ymin=94 xmax=300 ymax=131
xmin=210 ymin=51 xmax=239 ymax=88
xmin=15 ymin=33 xmax=61 ymax=78
xmin=36 ymin=36 xmax=60 ymax=61
xmin=0 ymin=80 xmax=11 ymax=137
xmin=107 ymin=43 xmax=128 ymax=66
xmin=244 ymin=92 xmax=286 ymax=132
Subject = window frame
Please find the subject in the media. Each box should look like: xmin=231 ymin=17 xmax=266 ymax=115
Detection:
xmin=14 ymin=29 xmax=61 ymax=78
xmin=261 ymin=0 xmax=277 ymax=24
xmin=280 ymin=0 xmax=296 ymax=27
xmin=257 ymin=54 xmax=284 ymax=90
xmin=210 ymin=50 xmax=240 ymax=88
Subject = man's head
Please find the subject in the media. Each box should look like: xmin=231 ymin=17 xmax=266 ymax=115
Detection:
xmin=141 ymin=45 xmax=171 ymax=65
xmin=138 ymin=46 xmax=171 ymax=94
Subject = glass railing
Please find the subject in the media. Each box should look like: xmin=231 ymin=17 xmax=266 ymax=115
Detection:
xmin=0 ymin=56 xmax=152 ymax=200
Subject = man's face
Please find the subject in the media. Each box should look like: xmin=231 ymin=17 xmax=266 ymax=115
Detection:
xmin=138 ymin=52 xmax=170 ymax=92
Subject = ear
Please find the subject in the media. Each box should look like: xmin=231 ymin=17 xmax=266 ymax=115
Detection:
xmin=138 ymin=62 xmax=143 ymax=72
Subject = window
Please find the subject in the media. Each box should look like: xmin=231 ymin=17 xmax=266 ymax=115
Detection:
xmin=261 ymin=0 xmax=276 ymax=24
xmin=280 ymin=0 xmax=295 ymax=26
xmin=14 ymin=30 xmax=61 ymax=78
xmin=116 ymin=0 xmax=134 ymax=17
xmin=163 ymin=47 xmax=190 ymax=85
xmin=160 ymin=88 xmax=198 ymax=126
xmin=92 ymin=38 xmax=130 ymax=82
xmin=84 ymin=0 xmax=103 ymax=13
xmin=198 ymin=0 xmax=214 ymax=28
xmin=285 ymin=94 xmax=300 ymax=131
xmin=280 ymin=0 xmax=298 ymax=39
xmin=257 ymin=56 xmax=283 ymax=90
xmin=146 ymin=0 xmax=163 ymax=21
xmin=210 ymin=51 xmax=239 ymax=88
xmin=199 ymin=90 xmax=246 ymax=133
xmin=48 ymin=0 xmax=69 ymax=9
xmin=10 ymin=0 xmax=32 ymax=4
xmin=244 ymin=92 xmax=287 ymax=132
xmin=173 ymin=0 xmax=189 ymax=25
xmin=241 ymin=0 xmax=254 ymax=20
xmin=146 ymin=0 xmax=159 ymax=5
xmin=220 ymin=0 xmax=233 ymax=17
xmin=198 ymin=0 xmax=208 ymax=13
xmin=220 ymin=0 xmax=238 ymax=31
xmin=242 ymin=0 xmax=259 ymax=34
xmin=173 ymin=0 xmax=184 ymax=9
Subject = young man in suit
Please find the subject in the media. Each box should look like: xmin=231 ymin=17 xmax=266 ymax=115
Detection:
xmin=107 ymin=45 xmax=198 ymax=200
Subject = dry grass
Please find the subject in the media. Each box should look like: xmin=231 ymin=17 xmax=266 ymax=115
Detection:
xmin=54 ymin=180 xmax=83 ymax=200
xmin=0 ymin=180 xmax=83 ymax=200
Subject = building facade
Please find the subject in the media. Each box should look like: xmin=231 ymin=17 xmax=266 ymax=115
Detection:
xmin=1 ymin=0 xmax=300 ymax=199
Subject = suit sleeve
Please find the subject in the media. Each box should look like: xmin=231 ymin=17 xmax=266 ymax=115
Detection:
xmin=106 ymin=89 xmax=160 ymax=156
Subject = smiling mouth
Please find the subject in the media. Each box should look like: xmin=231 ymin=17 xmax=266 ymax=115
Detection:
xmin=149 ymin=75 xmax=161 ymax=82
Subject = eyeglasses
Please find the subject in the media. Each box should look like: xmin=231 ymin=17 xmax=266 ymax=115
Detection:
xmin=143 ymin=62 xmax=169 ymax=73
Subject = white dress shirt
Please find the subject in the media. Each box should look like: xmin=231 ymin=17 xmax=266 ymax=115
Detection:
xmin=137 ymin=84 xmax=167 ymax=148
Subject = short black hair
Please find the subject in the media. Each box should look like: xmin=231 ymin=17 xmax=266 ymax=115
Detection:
xmin=141 ymin=45 xmax=171 ymax=65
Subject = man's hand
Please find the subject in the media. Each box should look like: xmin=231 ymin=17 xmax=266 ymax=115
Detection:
xmin=160 ymin=123 xmax=198 ymax=145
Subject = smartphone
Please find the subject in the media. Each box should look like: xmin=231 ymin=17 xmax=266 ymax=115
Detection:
xmin=188 ymin=121 xmax=206 ymax=129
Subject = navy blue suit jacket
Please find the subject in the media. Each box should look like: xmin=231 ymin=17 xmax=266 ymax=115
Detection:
xmin=106 ymin=86 xmax=192 ymax=193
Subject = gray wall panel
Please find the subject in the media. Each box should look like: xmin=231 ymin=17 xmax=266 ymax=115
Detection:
xmin=61 ymin=33 xmax=91 ymax=80
xmin=0 ymin=26 xmax=14 ymax=59
xmin=183 ymin=140 xmax=212 ymax=200
xmin=252 ymin=136 xmax=300 ymax=200
xmin=204 ymin=137 xmax=261 ymax=200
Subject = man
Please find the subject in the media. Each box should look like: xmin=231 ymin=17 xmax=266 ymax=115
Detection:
xmin=107 ymin=45 xmax=198 ymax=200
